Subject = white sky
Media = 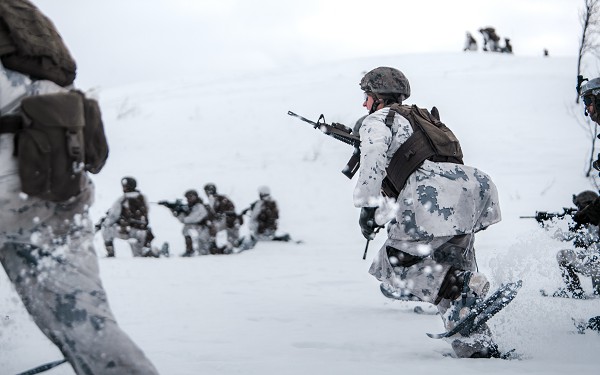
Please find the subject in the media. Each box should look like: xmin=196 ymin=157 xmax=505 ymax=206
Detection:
xmin=32 ymin=0 xmax=581 ymax=88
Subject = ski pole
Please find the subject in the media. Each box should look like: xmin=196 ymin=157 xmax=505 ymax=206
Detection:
xmin=362 ymin=239 xmax=371 ymax=260
xmin=362 ymin=226 xmax=382 ymax=260
xmin=15 ymin=358 xmax=67 ymax=375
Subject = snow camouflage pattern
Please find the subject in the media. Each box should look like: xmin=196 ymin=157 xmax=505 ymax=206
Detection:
xmin=248 ymin=197 xmax=279 ymax=240
xmin=101 ymin=191 xmax=153 ymax=257
xmin=177 ymin=202 xmax=213 ymax=254
xmin=355 ymin=105 xmax=502 ymax=358
xmin=555 ymin=223 xmax=600 ymax=294
xmin=359 ymin=66 xmax=411 ymax=98
xmin=354 ymin=107 xmax=501 ymax=243
xmin=0 ymin=62 xmax=159 ymax=374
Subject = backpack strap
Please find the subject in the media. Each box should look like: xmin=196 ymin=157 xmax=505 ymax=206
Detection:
xmin=384 ymin=105 xmax=397 ymax=128
xmin=380 ymin=104 xmax=446 ymax=198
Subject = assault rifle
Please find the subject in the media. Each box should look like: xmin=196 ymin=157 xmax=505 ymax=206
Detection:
xmin=520 ymin=207 xmax=577 ymax=225
xmin=94 ymin=216 xmax=106 ymax=232
xmin=287 ymin=111 xmax=361 ymax=179
xmin=157 ymin=199 xmax=190 ymax=215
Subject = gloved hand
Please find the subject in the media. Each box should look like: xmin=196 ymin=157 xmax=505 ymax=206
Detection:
xmin=359 ymin=207 xmax=379 ymax=240
xmin=593 ymin=154 xmax=600 ymax=171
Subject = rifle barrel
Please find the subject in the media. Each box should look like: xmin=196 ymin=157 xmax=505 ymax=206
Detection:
xmin=287 ymin=111 xmax=318 ymax=128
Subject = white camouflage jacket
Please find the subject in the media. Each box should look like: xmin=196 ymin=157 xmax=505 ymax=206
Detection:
xmin=354 ymin=106 xmax=501 ymax=242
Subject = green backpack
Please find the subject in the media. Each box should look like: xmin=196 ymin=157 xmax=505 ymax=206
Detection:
xmin=381 ymin=104 xmax=464 ymax=198
xmin=0 ymin=0 xmax=76 ymax=87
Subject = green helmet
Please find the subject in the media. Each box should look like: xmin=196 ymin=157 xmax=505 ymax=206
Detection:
xmin=121 ymin=176 xmax=137 ymax=191
xmin=573 ymin=190 xmax=598 ymax=209
xmin=360 ymin=67 xmax=411 ymax=99
xmin=184 ymin=189 xmax=201 ymax=203
xmin=204 ymin=183 xmax=217 ymax=195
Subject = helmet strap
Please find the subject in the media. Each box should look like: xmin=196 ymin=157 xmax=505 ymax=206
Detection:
xmin=369 ymin=93 xmax=381 ymax=114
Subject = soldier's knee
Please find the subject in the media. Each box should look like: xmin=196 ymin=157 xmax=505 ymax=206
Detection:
xmin=556 ymin=249 xmax=574 ymax=265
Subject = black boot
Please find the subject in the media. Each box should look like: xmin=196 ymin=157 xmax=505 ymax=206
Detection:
xmin=182 ymin=236 xmax=194 ymax=257
xmin=105 ymin=241 xmax=115 ymax=257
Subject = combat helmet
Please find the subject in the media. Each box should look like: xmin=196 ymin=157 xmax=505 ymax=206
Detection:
xmin=360 ymin=67 xmax=411 ymax=99
xmin=573 ymin=190 xmax=598 ymax=210
xmin=184 ymin=189 xmax=202 ymax=203
xmin=121 ymin=176 xmax=137 ymax=191
xmin=258 ymin=185 xmax=271 ymax=198
xmin=580 ymin=77 xmax=600 ymax=98
xmin=204 ymin=183 xmax=217 ymax=195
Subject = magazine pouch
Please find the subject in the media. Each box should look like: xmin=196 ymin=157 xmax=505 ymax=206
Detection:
xmin=18 ymin=91 xmax=85 ymax=202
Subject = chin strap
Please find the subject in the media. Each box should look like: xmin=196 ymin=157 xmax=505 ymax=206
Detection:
xmin=369 ymin=93 xmax=381 ymax=114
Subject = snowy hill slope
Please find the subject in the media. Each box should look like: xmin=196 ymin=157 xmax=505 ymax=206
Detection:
xmin=1 ymin=52 xmax=600 ymax=374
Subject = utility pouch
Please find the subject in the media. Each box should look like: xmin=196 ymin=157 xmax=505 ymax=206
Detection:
xmin=17 ymin=92 xmax=88 ymax=202
xmin=76 ymin=91 xmax=109 ymax=174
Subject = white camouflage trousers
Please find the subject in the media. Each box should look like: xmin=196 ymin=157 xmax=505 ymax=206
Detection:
xmin=557 ymin=248 xmax=600 ymax=293
xmin=370 ymin=234 xmax=497 ymax=358
xmin=182 ymin=223 xmax=212 ymax=255
xmin=0 ymin=167 xmax=158 ymax=374
xmin=101 ymin=224 xmax=150 ymax=257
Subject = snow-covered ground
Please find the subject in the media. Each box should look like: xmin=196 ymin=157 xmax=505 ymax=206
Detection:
xmin=1 ymin=52 xmax=600 ymax=374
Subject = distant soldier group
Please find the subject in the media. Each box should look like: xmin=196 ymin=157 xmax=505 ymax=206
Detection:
xmin=463 ymin=27 xmax=512 ymax=54
xmin=97 ymin=178 xmax=292 ymax=258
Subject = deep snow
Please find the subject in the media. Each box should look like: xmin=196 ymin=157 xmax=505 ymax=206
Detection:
xmin=1 ymin=52 xmax=600 ymax=374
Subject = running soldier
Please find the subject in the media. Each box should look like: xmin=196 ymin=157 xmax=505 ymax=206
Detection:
xmin=357 ymin=66 xmax=503 ymax=357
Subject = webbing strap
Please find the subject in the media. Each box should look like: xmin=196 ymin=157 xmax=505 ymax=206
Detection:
xmin=0 ymin=114 xmax=22 ymax=133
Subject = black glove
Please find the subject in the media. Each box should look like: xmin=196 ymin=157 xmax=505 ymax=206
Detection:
xmin=359 ymin=207 xmax=378 ymax=240
xmin=593 ymin=154 xmax=600 ymax=171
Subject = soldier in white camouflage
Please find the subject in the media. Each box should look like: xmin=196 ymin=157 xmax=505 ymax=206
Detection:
xmin=0 ymin=1 xmax=159 ymax=373
xmin=575 ymin=77 xmax=600 ymax=333
xmin=548 ymin=190 xmax=600 ymax=298
xmin=100 ymin=176 xmax=166 ymax=258
xmin=172 ymin=189 xmax=214 ymax=256
xmin=356 ymin=66 xmax=503 ymax=358
xmin=204 ymin=183 xmax=241 ymax=254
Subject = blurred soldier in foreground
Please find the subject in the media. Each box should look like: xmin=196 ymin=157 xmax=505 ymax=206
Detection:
xmin=0 ymin=1 xmax=159 ymax=373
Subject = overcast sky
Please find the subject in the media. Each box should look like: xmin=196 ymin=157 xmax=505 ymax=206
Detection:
xmin=32 ymin=0 xmax=580 ymax=89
